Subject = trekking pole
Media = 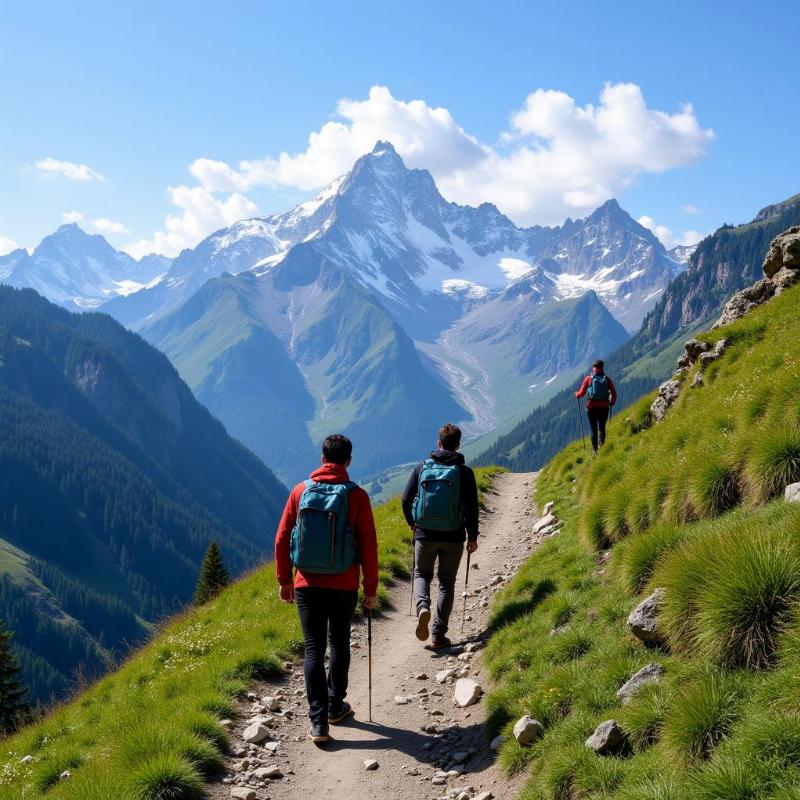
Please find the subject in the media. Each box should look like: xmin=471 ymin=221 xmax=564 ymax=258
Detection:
xmin=367 ymin=608 xmax=373 ymax=722
xmin=409 ymin=535 xmax=415 ymax=616
xmin=460 ymin=549 xmax=471 ymax=634
xmin=576 ymin=397 xmax=587 ymax=450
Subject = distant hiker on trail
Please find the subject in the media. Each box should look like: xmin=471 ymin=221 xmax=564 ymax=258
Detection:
xmin=402 ymin=423 xmax=479 ymax=650
xmin=576 ymin=359 xmax=618 ymax=455
xmin=274 ymin=434 xmax=379 ymax=745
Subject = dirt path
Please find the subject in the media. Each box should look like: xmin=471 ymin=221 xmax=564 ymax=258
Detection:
xmin=210 ymin=471 xmax=541 ymax=800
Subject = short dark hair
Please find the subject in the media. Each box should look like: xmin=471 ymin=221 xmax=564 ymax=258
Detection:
xmin=593 ymin=359 xmax=605 ymax=370
xmin=438 ymin=423 xmax=462 ymax=451
xmin=322 ymin=434 xmax=352 ymax=465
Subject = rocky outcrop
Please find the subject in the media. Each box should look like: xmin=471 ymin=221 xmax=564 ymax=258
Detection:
xmin=647 ymin=227 xmax=800 ymax=424
xmin=714 ymin=226 xmax=800 ymax=328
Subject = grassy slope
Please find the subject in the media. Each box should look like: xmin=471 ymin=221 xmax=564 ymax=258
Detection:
xmin=0 ymin=468 xmax=501 ymax=800
xmin=484 ymin=285 xmax=800 ymax=800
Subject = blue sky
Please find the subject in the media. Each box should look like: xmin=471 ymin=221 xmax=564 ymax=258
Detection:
xmin=1 ymin=0 xmax=797 ymax=257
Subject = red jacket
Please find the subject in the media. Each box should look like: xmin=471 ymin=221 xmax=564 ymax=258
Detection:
xmin=576 ymin=368 xmax=618 ymax=409
xmin=274 ymin=463 xmax=379 ymax=596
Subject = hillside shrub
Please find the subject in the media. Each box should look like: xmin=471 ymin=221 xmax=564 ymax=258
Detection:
xmin=662 ymin=668 xmax=745 ymax=761
xmin=616 ymin=523 xmax=685 ymax=595
xmin=129 ymin=752 xmax=203 ymax=800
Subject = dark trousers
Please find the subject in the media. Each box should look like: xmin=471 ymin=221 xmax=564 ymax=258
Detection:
xmin=587 ymin=407 xmax=610 ymax=451
xmin=295 ymin=587 xmax=358 ymax=723
xmin=414 ymin=539 xmax=464 ymax=637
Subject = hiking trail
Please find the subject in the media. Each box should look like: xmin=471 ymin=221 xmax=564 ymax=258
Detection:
xmin=209 ymin=471 xmax=542 ymax=800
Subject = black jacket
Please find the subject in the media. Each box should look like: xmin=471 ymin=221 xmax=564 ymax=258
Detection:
xmin=401 ymin=449 xmax=479 ymax=543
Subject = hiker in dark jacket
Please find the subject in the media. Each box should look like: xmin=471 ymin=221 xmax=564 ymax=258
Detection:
xmin=275 ymin=434 xmax=379 ymax=745
xmin=576 ymin=359 xmax=618 ymax=454
xmin=401 ymin=423 xmax=479 ymax=650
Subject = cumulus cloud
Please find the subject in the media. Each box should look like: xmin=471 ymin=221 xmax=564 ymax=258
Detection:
xmin=133 ymin=83 xmax=713 ymax=255
xmin=0 ymin=235 xmax=20 ymax=256
xmin=123 ymin=186 xmax=259 ymax=259
xmin=637 ymin=215 xmax=705 ymax=250
xmin=93 ymin=218 xmax=130 ymax=235
xmin=681 ymin=203 xmax=703 ymax=215
xmin=62 ymin=210 xmax=85 ymax=224
xmin=187 ymin=83 xmax=713 ymax=227
xmin=35 ymin=157 xmax=105 ymax=182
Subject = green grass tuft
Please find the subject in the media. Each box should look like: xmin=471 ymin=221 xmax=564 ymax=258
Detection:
xmin=746 ymin=428 xmax=800 ymax=502
xmin=129 ymin=753 xmax=203 ymax=800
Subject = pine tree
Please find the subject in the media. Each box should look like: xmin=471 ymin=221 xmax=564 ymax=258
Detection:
xmin=193 ymin=541 xmax=231 ymax=605
xmin=0 ymin=620 xmax=28 ymax=733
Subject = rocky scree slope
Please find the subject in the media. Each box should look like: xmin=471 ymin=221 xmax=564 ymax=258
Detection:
xmin=481 ymin=243 xmax=800 ymax=799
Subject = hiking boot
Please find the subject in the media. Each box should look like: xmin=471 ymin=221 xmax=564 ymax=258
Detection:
xmin=430 ymin=635 xmax=453 ymax=650
xmin=328 ymin=701 xmax=354 ymax=725
xmin=415 ymin=607 xmax=431 ymax=641
xmin=307 ymin=720 xmax=329 ymax=744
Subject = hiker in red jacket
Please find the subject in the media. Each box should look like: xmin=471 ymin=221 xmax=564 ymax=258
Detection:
xmin=576 ymin=359 xmax=618 ymax=454
xmin=275 ymin=434 xmax=379 ymax=745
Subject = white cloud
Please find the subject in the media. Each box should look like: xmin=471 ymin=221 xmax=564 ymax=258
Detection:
xmin=93 ymin=218 xmax=130 ymax=235
xmin=637 ymin=215 xmax=705 ymax=250
xmin=133 ymin=82 xmax=714 ymax=255
xmin=0 ymin=235 xmax=20 ymax=256
xmin=186 ymin=83 xmax=713 ymax=227
xmin=34 ymin=157 xmax=105 ymax=182
xmin=681 ymin=203 xmax=703 ymax=215
xmin=123 ymin=186 xmax=259 ymax=259
xmin=62 ymin=210 xmax=85 ymax=224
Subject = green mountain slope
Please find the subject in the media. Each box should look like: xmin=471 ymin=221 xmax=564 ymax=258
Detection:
xmin=484 ymin=281 xmax=800 ymax=798
xmin=0 ymin=470 xmax=499 ymax=799
xmin=146 ymin=256 xmax=467 ymax=483
xmin=476 ymin=192 xmax=800 ymax=472
xmin=0 ymin=287 xmax=286 ymax=701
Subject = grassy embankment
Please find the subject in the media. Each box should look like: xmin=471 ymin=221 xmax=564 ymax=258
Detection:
xmin=484 ymin=284 xmax=800 ymax=799
xmin=0 ymin=469 xmax=501 ymax=799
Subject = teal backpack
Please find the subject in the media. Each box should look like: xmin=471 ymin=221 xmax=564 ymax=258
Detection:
xmin=587 ymin=373 xmax=610 ymax=402
xmin=290 ymin=480 xmax=358 ymax=574
xmin=412 ymin=460 xmax=463 ymax=531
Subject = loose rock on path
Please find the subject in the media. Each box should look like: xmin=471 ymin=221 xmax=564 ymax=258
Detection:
xmin=208 ymin=471 xmax=544 ymax=800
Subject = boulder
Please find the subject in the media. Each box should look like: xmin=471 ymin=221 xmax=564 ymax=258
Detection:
xmin=474 ymin=793 xmax=495 ymax=800
xmin=773 ymin=266 xmax=800 ymax=294
xmin=261 ymin=696 xmax=280 ymax=712
xmin=513 ymin=715 xmax=545 ymax=746
xmin=490 ymin=734 xmax=505 ymax=750
xmin=585 ymin=720 xmax=627 ymax=755
xmin=691 ymin=370 xmax=704 ymax=388
xmin=454 ymin=678 xmax=483 ymax=707
xmin=763 ymin=225 xmax=800 ymax=277
xmin=241 ymin=722 xmax=270 ymax=744
xmin=627 ymin=588 xmax=666 ymax=645
xmin=231 ymin=789 xmax=256 ymax=800
xmin=20 ymin=755 xmax=33 ymax=765
xmin=364 ymin=759 xmax=379 ymax=771
xmin=650 ymin=379 xmax=681 ymax=422
xmin=616 ymin=663 xmax=664 ymax=704
xmin=533 ymin=513 xmax=558 ymax=534
xmin=785 ymin=483 xmax=800 ymax=503
xmin=543 ymin=501 xmax=555 ymax=515
xmin=252 ymin=766 xmax=283 ymax=779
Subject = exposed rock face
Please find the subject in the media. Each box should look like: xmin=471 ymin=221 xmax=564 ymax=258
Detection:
xmin=627 ymin=588 xmax=666 ymax=645
xmin=763 ymin=225 xmax=800 ymax=277
xmin=585 ymin=720 xmax=627 ymax=755
xmin=714 ymin=226 xmax=800 ymax=327
xmin=617 ymin=663 xmax=664 ymax=704
xmin=713 ymin=278 xmax=775 ymax=328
